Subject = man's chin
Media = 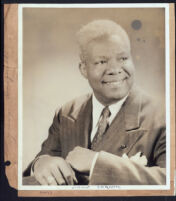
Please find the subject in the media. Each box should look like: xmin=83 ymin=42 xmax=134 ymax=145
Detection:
xmin=100 ymin=94 xmax=128 ymax=105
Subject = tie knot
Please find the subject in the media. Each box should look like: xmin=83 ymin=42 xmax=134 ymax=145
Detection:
xmin=101 ymin=106 xmax=111 ymax=118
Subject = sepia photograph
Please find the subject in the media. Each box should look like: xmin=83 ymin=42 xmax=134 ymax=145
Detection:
xmin=8 ymin=3 xmax=174 ymax=195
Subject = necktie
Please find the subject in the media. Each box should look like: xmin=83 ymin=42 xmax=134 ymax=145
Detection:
xmin=91 ymin=106 xmax=111 ymax=150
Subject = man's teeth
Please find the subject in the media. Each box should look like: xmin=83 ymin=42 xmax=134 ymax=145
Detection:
xmin=105 ymin=80 xmax=123 ymax=84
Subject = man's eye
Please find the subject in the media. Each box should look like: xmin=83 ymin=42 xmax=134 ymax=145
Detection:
xmin=120 ymin=57 xmax=128 ymax=61
xmin=95 ymin=60 xmax=107 ymax=65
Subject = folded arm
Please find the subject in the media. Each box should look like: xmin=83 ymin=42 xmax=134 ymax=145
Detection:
xmin=89 ymin=151 xmax=166 ymax=185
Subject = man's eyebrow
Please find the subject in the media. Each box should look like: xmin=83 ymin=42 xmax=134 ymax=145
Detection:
xmin=94 ymin=56 xmax=108 ymax=59
xmin=117 ymin=52 xmax=130 ymax=57
xmin=116 ymin=51 xmax=129 ymax=56
xmin=94 ymin=52 xmax=129 ymax=59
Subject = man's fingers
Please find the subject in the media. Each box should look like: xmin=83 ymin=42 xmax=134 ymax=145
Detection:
xmin=59 ymin=167 xmax=73 ymax=185
xmin=35 ymin=174 xmax=48 ymax=185
xmin=71 ymin=170 xmax=78 ymax=184
xmin=67 ymin=163 xmax=78 ymax=184
xmin=33 ymin=156 xmax=77 ymax=185
xmin=58 ymin=162 xmax=74 ymax=185
xmin=50 ymin=166 xmax=66 ymax=185
xmin=45 ymin=175 xmax=57 ymax=185
xmin=42 ymin=171 xmax=57 ymax=185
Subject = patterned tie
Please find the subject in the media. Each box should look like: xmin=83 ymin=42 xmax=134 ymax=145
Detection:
xmin=91 ymin=106 xmax=111 ymax=150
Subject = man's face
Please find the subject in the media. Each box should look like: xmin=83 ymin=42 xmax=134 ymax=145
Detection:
xmin=80 ymin=35 xmax=135 ymax=105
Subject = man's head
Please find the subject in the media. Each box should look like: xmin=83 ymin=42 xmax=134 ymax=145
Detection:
xmin=77 ymin=20 xmax=135 ymax=106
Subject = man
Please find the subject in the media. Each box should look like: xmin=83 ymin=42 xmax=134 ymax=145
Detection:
xmin=23 ymin=19 xmax=166 ymax=185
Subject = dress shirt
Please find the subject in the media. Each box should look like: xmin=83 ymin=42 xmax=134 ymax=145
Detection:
xmin=91 ymin=94 xmax=128 ymax=142
xmin=90 ymin=94 xmax=128 ymax=177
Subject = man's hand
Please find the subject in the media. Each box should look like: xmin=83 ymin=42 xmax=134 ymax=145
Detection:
xmin=66 ymin=146 xmax=97 ymax=173
xmin=34 ymin=155 xmax=77 ymax=185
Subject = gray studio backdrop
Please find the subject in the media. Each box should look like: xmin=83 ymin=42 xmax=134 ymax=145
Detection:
xmin=22 ymin=7 xmax=165 ymax=171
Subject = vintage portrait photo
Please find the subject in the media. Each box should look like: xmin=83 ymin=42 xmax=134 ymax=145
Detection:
xmin=9 ymin=3 xmax=174 ymax=195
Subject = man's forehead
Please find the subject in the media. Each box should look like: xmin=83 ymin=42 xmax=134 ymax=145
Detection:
xmin=86 ymin=34 xmax=131 ymax=56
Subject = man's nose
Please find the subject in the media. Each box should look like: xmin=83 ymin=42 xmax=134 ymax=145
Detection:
xmin=105 ymin=59 xmax=122 ymax=75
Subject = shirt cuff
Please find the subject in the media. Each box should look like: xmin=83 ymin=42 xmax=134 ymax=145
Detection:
xmin=89 ymin=152 xmax=99 ymax=179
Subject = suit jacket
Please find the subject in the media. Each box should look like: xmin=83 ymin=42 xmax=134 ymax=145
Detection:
xmin=24 ymin=87 xmax=166 ymax=185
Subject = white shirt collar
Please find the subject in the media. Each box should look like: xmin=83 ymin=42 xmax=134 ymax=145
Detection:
xmin=92 ymin=93 xmax=128 ymax=128
xmin=91 ymin=94 xmax=128 ymax=142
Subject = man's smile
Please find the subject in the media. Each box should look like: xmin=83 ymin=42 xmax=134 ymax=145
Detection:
xmin=101 ymin=77 xmax=127 ymax=86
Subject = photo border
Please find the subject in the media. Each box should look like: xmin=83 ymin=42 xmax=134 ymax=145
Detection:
xmin=4 ymin=3 xmax=175 ymax=196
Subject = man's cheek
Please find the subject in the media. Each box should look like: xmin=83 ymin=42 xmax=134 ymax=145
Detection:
xmin=124 ymin=65 xmax=135 ymax=77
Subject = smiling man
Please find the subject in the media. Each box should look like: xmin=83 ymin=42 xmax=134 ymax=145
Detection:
xmin=23 ymin=20 xmax=166 ymax=185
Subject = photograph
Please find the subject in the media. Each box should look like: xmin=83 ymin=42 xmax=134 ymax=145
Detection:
xmin=7 ymin=3 xmax=173 ymax=196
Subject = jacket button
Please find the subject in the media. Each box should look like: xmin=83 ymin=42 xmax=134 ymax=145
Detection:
xmin=120 ymin=144 xmax=127 ymax=149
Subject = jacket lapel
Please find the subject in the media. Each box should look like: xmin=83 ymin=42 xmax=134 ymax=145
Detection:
xmin=123 ymin=87 xmax=145 ymax=155
xmin=74 ymin=96 xmax=92 ymax=148
xmin=60 ymin=95 xmax=92 ymax=158
xmin=93 ymin=87 xmax=145 ymax=156
xmin=93 ymin=104 xmax=126 ymax=153
xmin=68 ymin=95 xmax=92 ymax=148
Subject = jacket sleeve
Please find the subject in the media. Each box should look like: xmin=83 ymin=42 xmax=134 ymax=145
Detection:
xmin=23 ymin=109 xmax=62 ymax=176
xmin=89 ymin=128 xmax=166 ymax=185
xmin=36 ymin=109 xmax=62 ymax=157
xmin=89 ymin=151 xmax=166 ymax=185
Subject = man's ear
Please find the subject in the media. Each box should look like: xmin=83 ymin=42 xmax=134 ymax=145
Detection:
xmin=79 ymin=62 xmax=88 ymax=79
